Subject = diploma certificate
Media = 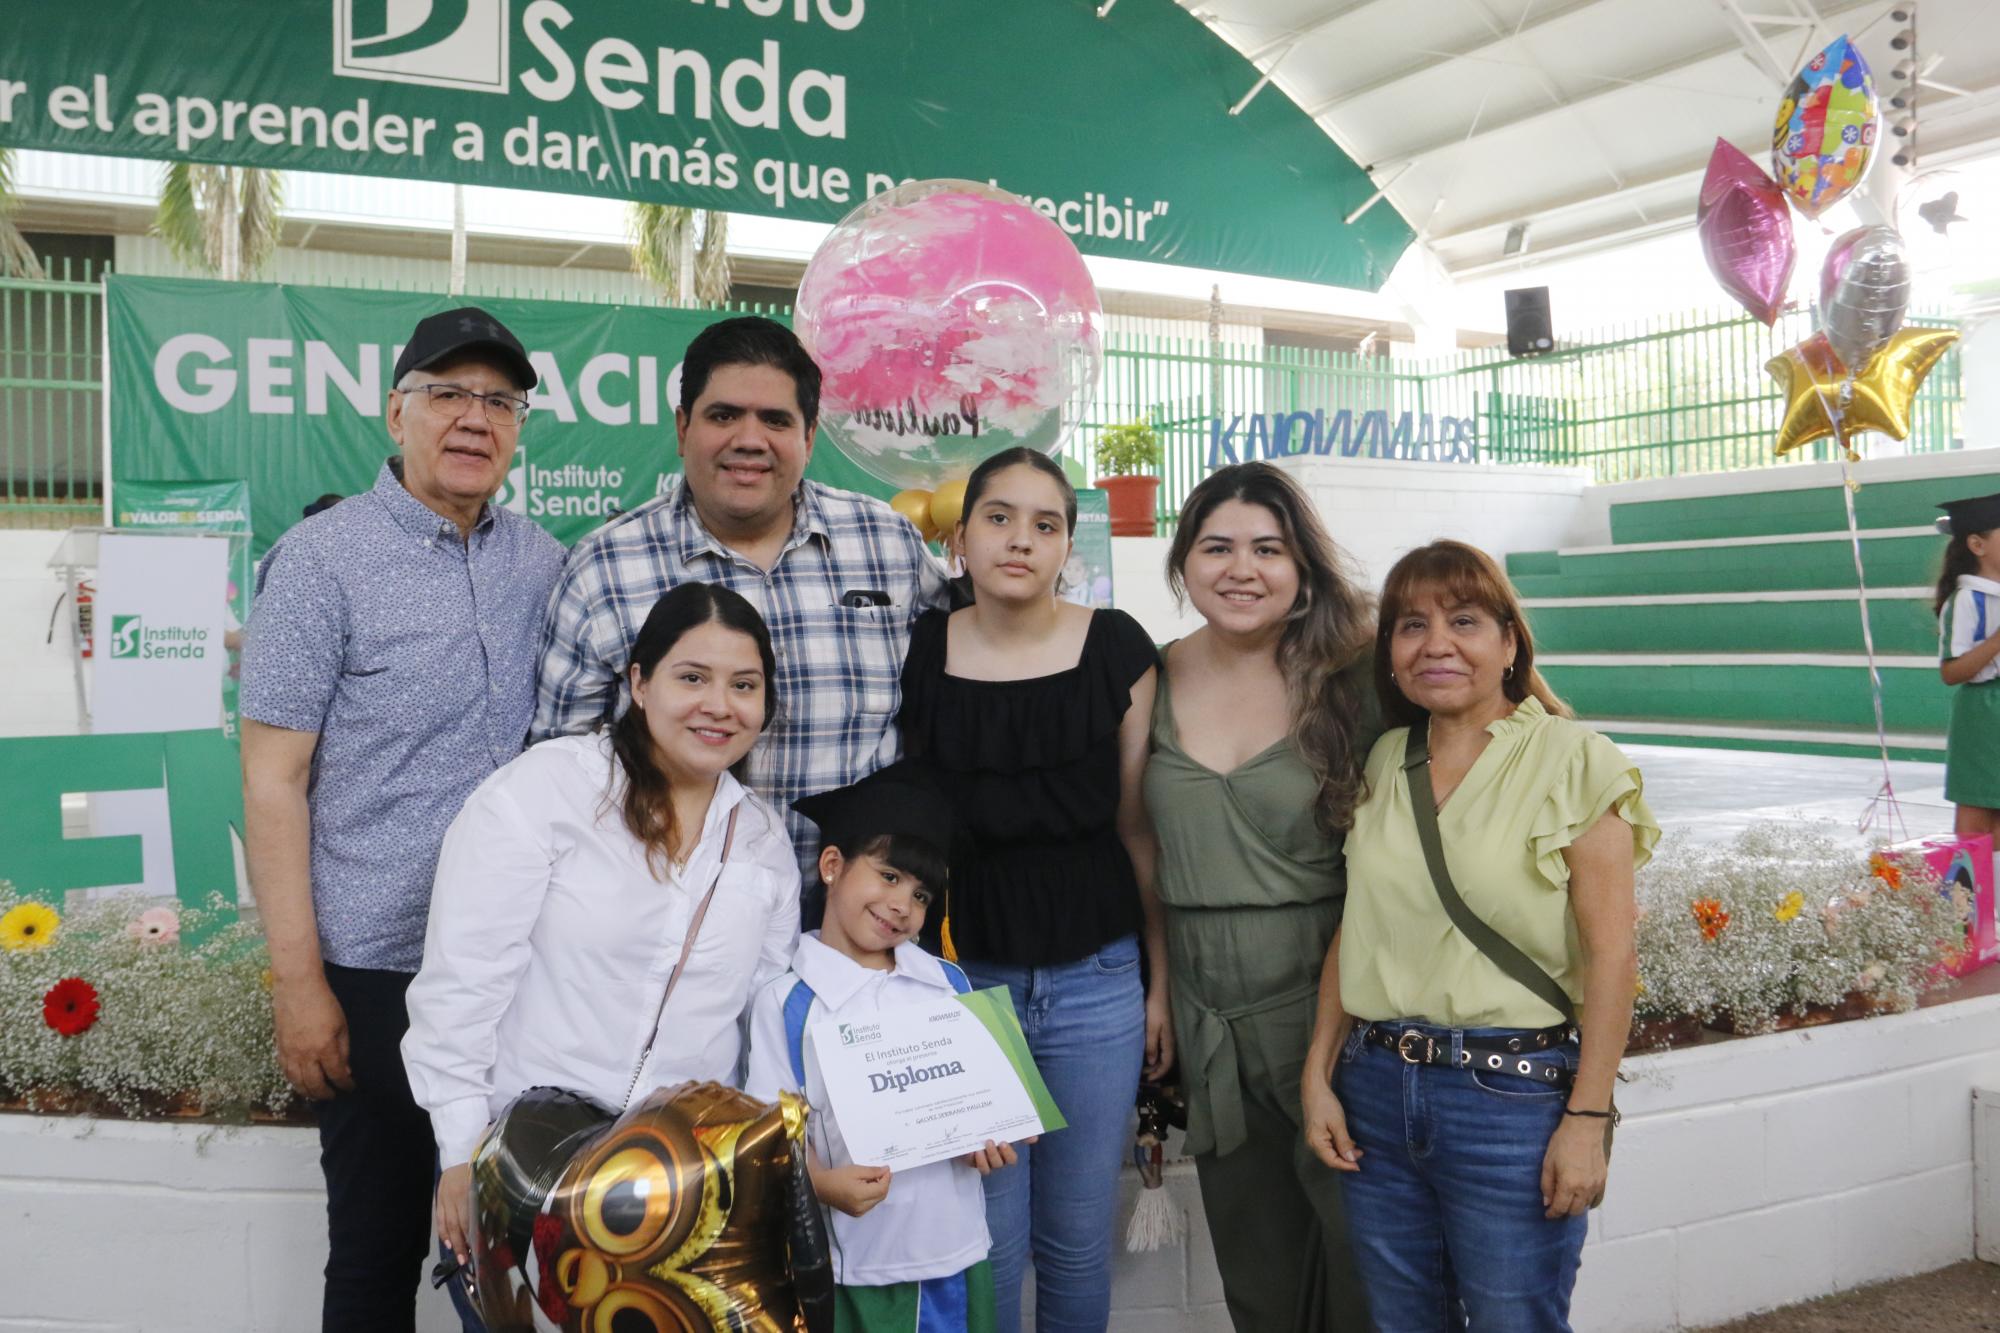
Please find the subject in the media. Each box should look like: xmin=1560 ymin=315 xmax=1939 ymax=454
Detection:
xmin=809 ymin=986 xmax=1066 ymax=1171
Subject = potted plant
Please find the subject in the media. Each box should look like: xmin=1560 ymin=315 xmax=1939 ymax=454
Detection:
xmin=1094 ymin=415 xmax=1164 ymax=537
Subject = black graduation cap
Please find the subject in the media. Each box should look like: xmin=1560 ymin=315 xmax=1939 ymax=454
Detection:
xmin=1937 ymin=493 xmax=2000 ymax=536
xmin=791 ymin=762 xmax=962 ymax=858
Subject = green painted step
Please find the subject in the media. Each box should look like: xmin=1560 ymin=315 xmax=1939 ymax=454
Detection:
xmin=1524 ymin=591 xmax=1937 ymax=655
xmin=1594 ymin=724 xmax=1942 ymax=764
xmin=1609 ymin=470 xmax=2000 ymax=544
xmin=1537 ymin=656 xmax=1947 ymax=732
xmin=1509 ymin=528 xmax=1943 ymax=597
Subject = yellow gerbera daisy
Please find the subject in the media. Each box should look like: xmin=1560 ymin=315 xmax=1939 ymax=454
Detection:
xmin=0 ymin=901 xmax=61 ymax=951
xmin=1774 ymin=891 xmax=1805 ymax=923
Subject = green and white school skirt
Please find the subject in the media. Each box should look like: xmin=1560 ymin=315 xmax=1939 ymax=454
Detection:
xmin=834 ymin=1260 xmax=995 ymax=1333
xmin=1947 ymin=682 xmax=2000 ymax=808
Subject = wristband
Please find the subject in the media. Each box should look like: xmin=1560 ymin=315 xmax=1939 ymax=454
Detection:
xmin=1563 ymin=1106 xmax=1613 ymax=1119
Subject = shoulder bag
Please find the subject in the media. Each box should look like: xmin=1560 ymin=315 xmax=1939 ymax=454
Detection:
xmin=1402 ymin=719 xmax=1616 ymax=1204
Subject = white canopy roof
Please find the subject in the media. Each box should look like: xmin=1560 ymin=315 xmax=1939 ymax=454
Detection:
xmin=1186 ymin=0 xmax=2000 ymax=277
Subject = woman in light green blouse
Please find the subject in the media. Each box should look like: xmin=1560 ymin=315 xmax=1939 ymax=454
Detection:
xmin=1299 ymin=540 xmax=1659 ymax=1332
xmin=1145 ymin=462 xmax=1375 ymax=1332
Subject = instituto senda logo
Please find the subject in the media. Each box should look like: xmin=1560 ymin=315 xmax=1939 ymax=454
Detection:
xmin=109 ymin=615 xmax=143 ymax=659
xmin=107 ymin=614 xmax=210 ymax=662
xmin=332 ymin=0 xmax=510 ymax=94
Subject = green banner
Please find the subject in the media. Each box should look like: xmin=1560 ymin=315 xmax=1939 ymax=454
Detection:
xmin=106 ymin=275 xmax=896 ymax=555
xmin=1064 ymin=488 xmax=1113 ymax=610
xmin=111 ymin=478 xmax=255 ymax=739
xmin=2 ymin=2 xmax=1411 ymax=289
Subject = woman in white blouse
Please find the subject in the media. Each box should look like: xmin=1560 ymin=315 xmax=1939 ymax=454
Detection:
xmin=404 ymin=581 xmax=800 ymax=1267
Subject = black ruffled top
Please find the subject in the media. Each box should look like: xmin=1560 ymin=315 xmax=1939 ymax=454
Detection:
xmin=898 ymin=607 xmax=1159 ymax=967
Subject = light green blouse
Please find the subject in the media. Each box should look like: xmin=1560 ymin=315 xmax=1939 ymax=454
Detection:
xmin=1338 ymin=697 xmax=1662 ymax=1029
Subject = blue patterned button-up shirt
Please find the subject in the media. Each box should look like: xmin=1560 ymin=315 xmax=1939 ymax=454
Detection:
xmin=533 ymin=477 xmax=949 ymax=874
xmin=240 ymin=462 xmax=566 ymax=972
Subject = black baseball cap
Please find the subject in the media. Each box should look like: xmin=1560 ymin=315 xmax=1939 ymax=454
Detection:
xmin=792 ymin=762 xmax=962 ymax=857
xmin=1938 ymin=493 xmax=2000 ymax=536
xmin=393 ymin=307 xmax=537 ymax=392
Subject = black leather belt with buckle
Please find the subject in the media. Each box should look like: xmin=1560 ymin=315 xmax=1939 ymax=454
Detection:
xmin=1360 ymin=1021 xmax=1577 ymax=1087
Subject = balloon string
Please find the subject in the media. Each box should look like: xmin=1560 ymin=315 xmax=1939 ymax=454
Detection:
xmin=1831 ymin=417 xmax=1906 ymax=842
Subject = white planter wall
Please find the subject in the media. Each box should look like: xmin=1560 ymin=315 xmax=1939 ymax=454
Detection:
xmin=8 ymin=990 xmax=1998 ymax=1331
xmin=1573 ymin=989 xmax=2000 ymax=1330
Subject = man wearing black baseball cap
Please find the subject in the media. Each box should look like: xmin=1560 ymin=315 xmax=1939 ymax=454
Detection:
xmin=240 ymin=305 xmax=564 ymax=1329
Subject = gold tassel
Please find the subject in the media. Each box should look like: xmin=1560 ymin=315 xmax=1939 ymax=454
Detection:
xmin=940 ymin=890 xmax=958 ymax=962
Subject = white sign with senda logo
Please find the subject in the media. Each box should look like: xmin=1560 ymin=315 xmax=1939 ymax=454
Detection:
xmin=90 ymin=533 xmax=231 ymax=897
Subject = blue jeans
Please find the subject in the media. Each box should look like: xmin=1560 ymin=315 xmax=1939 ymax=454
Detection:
xmin=1334 ymin=1022 xmax=1588 ymax=1333
xmin=959 ymin=935 xmax=1146 ymax=1333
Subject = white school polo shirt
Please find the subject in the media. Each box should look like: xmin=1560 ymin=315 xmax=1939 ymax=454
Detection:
xmin=1942 ymin=574 xmax=2000 ymax=685
xmin=745 ymin=933 xmax=992 ymax=1287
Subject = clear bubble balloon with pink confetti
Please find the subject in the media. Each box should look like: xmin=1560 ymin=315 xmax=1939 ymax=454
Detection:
xmin=795 ymin=179 xmax=1104 ymax=492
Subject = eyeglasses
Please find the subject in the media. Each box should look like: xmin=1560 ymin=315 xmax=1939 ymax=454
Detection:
xmin=399 ymin=382 xmax=531 ymax=427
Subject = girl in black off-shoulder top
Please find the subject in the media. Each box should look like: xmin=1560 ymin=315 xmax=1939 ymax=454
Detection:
xmin=897 ymin=449 xmax=1170 ymax=1333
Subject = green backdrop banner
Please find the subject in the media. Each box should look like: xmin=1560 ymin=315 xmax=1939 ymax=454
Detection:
xmin=106 ymin=275 xmax=895 ymax=555
xmin=2 ymin=1 xmax=1411 ymax=288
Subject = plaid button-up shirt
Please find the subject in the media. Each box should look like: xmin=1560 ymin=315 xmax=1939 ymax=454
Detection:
xmin=533 ymin=477 xmax=950 ymax=872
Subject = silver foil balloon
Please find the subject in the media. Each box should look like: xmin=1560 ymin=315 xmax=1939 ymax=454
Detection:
xmin=1818 ymin=225 xmax=1911 ymax=374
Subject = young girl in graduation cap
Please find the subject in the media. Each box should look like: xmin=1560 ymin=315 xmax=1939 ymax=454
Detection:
xmin=746 ymin=763 xmax=1024 ymax=1333
xmin=1936 ymin=492 xmax=2000 ymax=837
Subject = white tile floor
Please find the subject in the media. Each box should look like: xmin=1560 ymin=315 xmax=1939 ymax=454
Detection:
xmin=1628 ymin=744 xmax=1954 ymax=851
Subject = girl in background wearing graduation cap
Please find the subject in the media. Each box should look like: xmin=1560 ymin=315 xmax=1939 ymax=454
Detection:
xmin=1935 ymin=493 xmax=2000 ymax=837
xmin=897 ymin=447 xmax=1171 ymax=1333
xmin=746 ymin=766 xmax=1024 ymax=1333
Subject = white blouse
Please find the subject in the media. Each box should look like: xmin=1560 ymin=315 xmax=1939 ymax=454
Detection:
xmin=402 ymin=733 xmax=801 ymax=1167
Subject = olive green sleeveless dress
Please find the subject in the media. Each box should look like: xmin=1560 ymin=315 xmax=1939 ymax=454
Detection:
xmin=1143 ymin=657 xmax=1376 ymax=1333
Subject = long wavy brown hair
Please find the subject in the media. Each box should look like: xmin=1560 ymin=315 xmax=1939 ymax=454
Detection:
xmin=1167 ymin=462 xmax=1376 ymax=833
xmin=1373 ymin=540 xmax=1568 ymax=730
xmin=611 ymin=583 xmax=778 ymax=876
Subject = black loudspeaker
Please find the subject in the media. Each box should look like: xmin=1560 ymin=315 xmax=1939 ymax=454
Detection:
xmin=1504 ymin=286 xmax=1554 ymax=357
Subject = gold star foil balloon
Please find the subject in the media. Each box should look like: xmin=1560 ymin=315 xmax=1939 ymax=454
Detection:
xmin=1766 ymin=325 xmax=1959 ymax=458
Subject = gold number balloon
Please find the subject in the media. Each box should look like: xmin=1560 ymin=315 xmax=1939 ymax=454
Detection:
xmin=1766 ymin=326 xmax=1960 ymax=458
xmin=467 ymin=1082 xmax=827 ymax=1333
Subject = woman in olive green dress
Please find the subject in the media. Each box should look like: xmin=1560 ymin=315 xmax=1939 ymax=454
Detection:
xmin=1144 ymin=462 xmax=1375 ymax=1332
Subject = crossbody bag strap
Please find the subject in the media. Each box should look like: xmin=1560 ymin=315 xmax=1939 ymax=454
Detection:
xmin=622 ymin=803 xmax=743 ymax=1108
xmin=1403 ymin=720 xmax=1576 ymax=1025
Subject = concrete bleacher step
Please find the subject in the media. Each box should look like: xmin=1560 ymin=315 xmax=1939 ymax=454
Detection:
xmin=1507 ymin=527 xmax=1941 ymax=598
xmin=1536 ymin=652 xmax=1947 ymax=757
xmin=1522 ymin=588 xmax=1937 ymax=656
xmin=1606 ymin=471 xmax=1995 ymax=545
xmin=1495 ymin=454 xmax=2000 ymax=760
xmin=1586 ymin=718 xmax=1945 ymax=762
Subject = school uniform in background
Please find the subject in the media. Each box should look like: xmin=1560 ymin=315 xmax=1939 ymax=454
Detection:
xmin=1942 ymin=573 xmax=2000 ymax=809
xmin=747 ymin=932 xmax=996 ymax=1333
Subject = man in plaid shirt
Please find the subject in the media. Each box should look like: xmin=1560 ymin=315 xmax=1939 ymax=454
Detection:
xmin=533 ymin=316 xmax=950 ymax=896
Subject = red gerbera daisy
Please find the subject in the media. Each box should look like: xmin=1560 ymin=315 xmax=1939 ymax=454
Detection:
xmin=43 ymin=977 xmax=101 ymax=1037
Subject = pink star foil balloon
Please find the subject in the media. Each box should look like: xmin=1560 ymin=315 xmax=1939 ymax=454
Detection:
xmin=1697 ymin=139 xmax=1796 ymax=326
xmin=795 ymin=179 xmax=1103 ymax=492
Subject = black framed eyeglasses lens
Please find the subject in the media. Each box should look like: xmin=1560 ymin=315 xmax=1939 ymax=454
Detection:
xmin=406 ymin=383 xmax=530 ymax=425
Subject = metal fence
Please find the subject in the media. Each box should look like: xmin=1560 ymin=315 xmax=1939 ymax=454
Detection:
xmin=0 ymin=261 xmax=1965 ymax=534
xmin=1078 ymin=304 xmax=1963 ymax=531
xmin=1 ymin=255 xmax=104 ymax=528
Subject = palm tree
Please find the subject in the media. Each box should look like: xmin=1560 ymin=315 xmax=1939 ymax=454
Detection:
xmin=153 ymin=164 xmax=284 ymax=280
xmin=0 ymin=148 xmax=44 ymax=278
xmin=629 ymin=204 xmax=731 ymax=306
